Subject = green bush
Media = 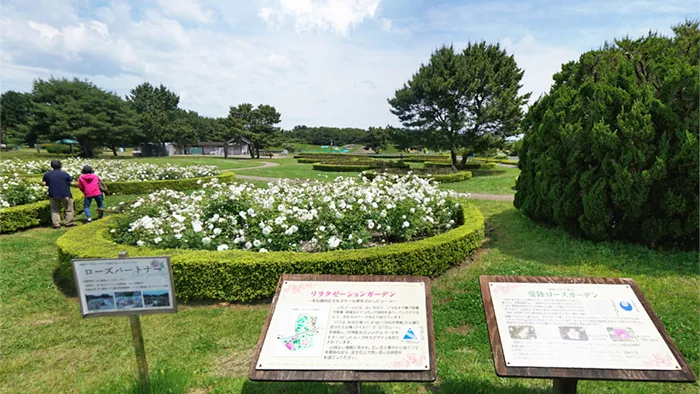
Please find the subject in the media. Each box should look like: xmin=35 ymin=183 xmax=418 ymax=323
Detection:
xmin=515 ymin=22 xmax=699 ymax=248
xmin=104 ymin=172 xmax=235 ymax=195
xmin=296 ymin=158 xmax=321 ymax=164
xmin=46 ymin=144 xmax=72 ymax=154
xmin=0 ymin=188 xmax=84 ymax=233
xmin=56 ymin=201 xmax=484 ymax=302
xmin=423 ymin=161 xmax=453 ymax=168
xmin=312 ymin=163 xmax=376 ymax=172
xmin=425 ymin=160 xmax=488 ymax=170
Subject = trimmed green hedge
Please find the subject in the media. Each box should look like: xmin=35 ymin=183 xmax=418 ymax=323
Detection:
xmin=296 ymin=158 xmax=322 ymax=164
xmin=56 ymin=201 xmax=484 ymax=302
xmin=295 ymin=153 xmax=450 ymax=162
xmin=0 ymin=188 xmax=84 ymax=233
xmin=362 ymin=170 xmax=472 ymax=183
xmin=312 ymin=163 xmax=376 ymax=172
xmin=104 ymin=172 xmax=236 ymax=195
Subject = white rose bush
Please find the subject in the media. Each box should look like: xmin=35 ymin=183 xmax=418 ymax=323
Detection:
xmin=110 ymin=175 xmax=461 ymax=253
xmin=0 ymin=176 xmax=46 ymax=208
xmin=0 ymin=158 xmax=218 ymax=182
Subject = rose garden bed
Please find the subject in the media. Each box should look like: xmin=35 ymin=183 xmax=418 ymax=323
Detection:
xmin=56 ymin=175 xmax=485 ymax=301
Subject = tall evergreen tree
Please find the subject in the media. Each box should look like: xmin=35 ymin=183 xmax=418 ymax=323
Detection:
xmin=0 ymin=91 xmax=32 ymax=146
xmin=388 ymin=43 xmax=530 ymax=168
xmin=127 ymin=82 xmax=186 ymax=154
xmin=30 ymin=77 xmax=136 ymax=157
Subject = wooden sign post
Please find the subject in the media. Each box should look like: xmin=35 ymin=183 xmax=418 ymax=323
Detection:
xmin=479 ymin=276 xmax=696 ymax=393
xmin=249 ymin=274 xmax=437 ymax=393
xmin=72 ymin=253 xmax=177 ymax=393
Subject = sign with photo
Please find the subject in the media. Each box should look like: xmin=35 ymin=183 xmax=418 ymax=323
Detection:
xmin=72 ymin=256 xmax=176 ymax=317
xmin=255 ymin=278 xmax=431 ymax=371
xmin=487 ymin=281 xmax=680 ymax=370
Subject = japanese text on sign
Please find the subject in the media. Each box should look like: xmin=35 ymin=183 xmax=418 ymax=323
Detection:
xmin=256 ymin=281 xmax=430 ymax=371
xmin=489 ymin=282 xmax=680 ymax=370
xmin=72 ymin=257 xmax=176 ymax=317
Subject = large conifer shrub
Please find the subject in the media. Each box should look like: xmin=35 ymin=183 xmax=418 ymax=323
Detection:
xmin=515 ymin=22 xmax=699 ymax=248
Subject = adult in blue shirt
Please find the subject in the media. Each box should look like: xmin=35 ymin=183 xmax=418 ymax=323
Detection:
xmin=42 ymin=159 xmax=75 ymax=229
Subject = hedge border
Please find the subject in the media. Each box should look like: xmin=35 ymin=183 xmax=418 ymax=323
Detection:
xmin=103 ymin=172 xmax=236 ymax=195
xmin=312 ymin=163 xmax=377 ymax=172
xmin=0 ymin=187 xmax=85 ymax=233
xmin=362 ymin=170 xmax=472 ymax=183
xmin=56 ymin=200 xmax=484 ymax=302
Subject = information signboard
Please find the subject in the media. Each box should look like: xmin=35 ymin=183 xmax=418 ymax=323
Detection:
xmin=480 ymin=276 xmax=696 ymax=384
xmin=72 ymin=256 xmax=176 ymax=317
xmin=250 ymin=274 xmax=436 ymax=382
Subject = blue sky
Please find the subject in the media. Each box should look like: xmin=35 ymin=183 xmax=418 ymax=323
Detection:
xmin=0 ymin=0 xmax=697 ymax=128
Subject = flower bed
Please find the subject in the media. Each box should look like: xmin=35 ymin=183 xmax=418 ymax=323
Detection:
xmin=1 ymin=176 xmax=46 ymax=208
xmin=362 ymin=170 xmax=472 ymax=183
xmin=56 ymin=199 xmax=484 ymax=302
xmin=110 ymin=175 xmax=461 ymax=252
xmin=0 ymin=158 xmax=219 ymax=182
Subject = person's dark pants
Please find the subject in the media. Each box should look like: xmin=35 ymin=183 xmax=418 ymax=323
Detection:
xmin=84 ymin=194 xmax=104 ymax=219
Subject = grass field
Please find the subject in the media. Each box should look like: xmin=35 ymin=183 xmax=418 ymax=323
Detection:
xmin=1 ymin=199 xmax=697 ymax=393
xmin=441 ymin=167 xmax=520 ymax=195
xmin=234 ymin=158 xmax=359 ymax=181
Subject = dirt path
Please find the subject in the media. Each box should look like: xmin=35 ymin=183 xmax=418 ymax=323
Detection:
xmin=455 ymin=192 xmax=514 ymax=202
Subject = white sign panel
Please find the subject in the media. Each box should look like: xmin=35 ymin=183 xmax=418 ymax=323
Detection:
xmin=256 ymin=281 xmax=430 ymax=370
xmin=489 ymin=282 xmax=680 ymax=370
xmin=72 ymin=257 xmax=176 ymax=317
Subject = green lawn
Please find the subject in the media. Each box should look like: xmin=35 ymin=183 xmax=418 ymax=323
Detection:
xmin=0 ymin=200 xmax=697 ymax=393
xmin=441 ymin=167 xmax=520 ymax=195
xmin=234 ymin=158 xmax=361 ymax=181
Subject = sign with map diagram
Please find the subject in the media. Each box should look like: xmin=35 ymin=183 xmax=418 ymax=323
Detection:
xmin=251 ymin=274 xmax=436 ymax=381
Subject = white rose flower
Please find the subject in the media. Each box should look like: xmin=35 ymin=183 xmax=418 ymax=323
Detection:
xmin=202 ymin=237 xmax=211 ymax=245
xmin=217 ymin=244 xmax=229 ymax=251
xmin=244 ymin=241 xmax=252 ymax=249
xmin=259 ymin=248 xmax=268 ymax=253
xmin=192 ymin=220 xmax=203 ymax=233
xmin=213 ymin=228 xmax=222 ymax=236
xmin=253 ymin=239 xmax=262 ymax=247
xmin=136 ymin=240 xmax=145 ymax=247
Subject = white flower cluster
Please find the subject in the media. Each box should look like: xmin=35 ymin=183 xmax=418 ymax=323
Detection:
xmin=0 ymin=176 xmax=46 ymax=208
xmin=111 ymin=174 xmax=461 ymax=253
xmin=0 ymin=159 xmax=219 ymax=182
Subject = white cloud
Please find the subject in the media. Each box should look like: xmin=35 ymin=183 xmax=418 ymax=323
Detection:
xmin=157 ymin=0 xmax=214 ymax=23
xmin=28 ymin=21 xmax=60 ymax=40
xmin=258 ymin=0 xmax=381 ymax=34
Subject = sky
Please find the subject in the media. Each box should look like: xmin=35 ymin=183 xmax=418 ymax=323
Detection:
xmin=0 ymin=0 xmax=697 ymax=129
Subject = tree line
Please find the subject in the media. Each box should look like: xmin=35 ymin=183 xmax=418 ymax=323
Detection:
xmin=0 ymin=79 xmax=405 ymax=157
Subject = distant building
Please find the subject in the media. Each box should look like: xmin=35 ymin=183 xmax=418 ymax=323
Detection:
xmin=175 ymin=137 xmax=254 ymax=157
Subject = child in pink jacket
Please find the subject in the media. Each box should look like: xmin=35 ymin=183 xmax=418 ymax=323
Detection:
xmin=77 ymin=165 xmax=104 ymax=222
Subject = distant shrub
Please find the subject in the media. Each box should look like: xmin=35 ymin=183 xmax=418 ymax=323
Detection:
xmin=46 ymin=144 xmax=71 ymax=154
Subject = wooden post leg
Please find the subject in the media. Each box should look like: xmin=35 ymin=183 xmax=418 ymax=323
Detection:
xmin=344 ymin=381 xmax=361 ymax=394
xmin=130 ymin=315 xmax=150 ymax=393
xmin=552 ymin=378 xmax=577 ymax=394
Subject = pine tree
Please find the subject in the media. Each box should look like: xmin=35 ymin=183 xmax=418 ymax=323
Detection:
xmin=388 ymin=43 xmax=529 ymax=168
